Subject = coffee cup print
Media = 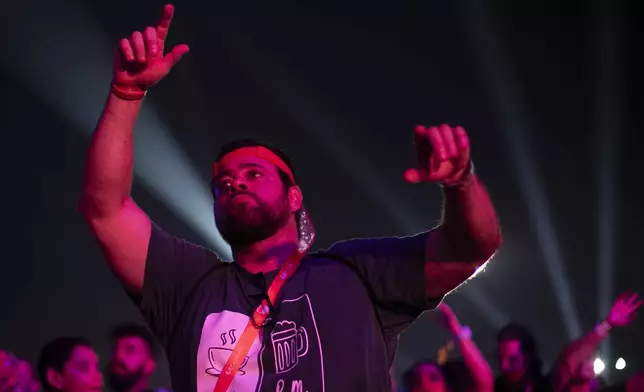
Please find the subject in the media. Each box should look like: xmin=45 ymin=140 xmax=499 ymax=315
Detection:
xmin=205 ymin=347 xmax=250 ymax=376
xmin=270 ymin=321 xmax=309 ymax=374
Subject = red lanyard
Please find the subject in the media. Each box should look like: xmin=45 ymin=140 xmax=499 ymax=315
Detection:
xmin=212 ymin=250 xmax=304 ymax=392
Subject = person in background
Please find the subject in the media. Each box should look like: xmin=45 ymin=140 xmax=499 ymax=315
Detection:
xmin=622 ymin=370 xmax=644 ymax=392
xmin=495 ymin=323 xmax=552 ymax=392
xmin=36 ymin=337 xmax=103 ymax=392
xmin=0 ymin=349 xmax=41 ymax=392
xmin=106 ymin=324 xmax=168 ymax=392
xmin=599 ymin=369 xmax=644 ymax=392
xmin=402 ymin=359 xmax=448 ymax=392
xmin=402 ymin=303 xmax=494 ymax=392
xmin=441 ymin=360 xmax=476 ymax=392
xmin=16 ymin=360 xmax=41 ymax=392
xmin=435 ymin=303 xmax=493 ymax=392
xmin=551 ymin=292 xmax=641 ymax=392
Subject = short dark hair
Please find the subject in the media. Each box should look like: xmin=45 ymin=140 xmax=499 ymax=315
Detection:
xmin=37 ymin=337 xmax=92 ymax=392
xmin=215 ymin=139 xmax=297 ymax=187
xmin=111 ymin=323 xmax=156 ymax=356
xmin=497 ymin=322 xmax=543 ymax=379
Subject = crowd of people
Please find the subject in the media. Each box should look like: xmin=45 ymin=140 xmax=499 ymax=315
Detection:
xmin=1 ymin=293 xmax=641 ymax=392
xmin=0 ymin=324 xmax=171 ymax=392
xmin=400 ymin=293 xmax=642 ymax=392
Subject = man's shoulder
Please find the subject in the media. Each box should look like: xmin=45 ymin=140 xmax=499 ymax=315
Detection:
xmin=310 ymin=231 xmax=430 ymax=259
xmin=315 ymin=235 xmax=391 ymax=255
xmin=150 ymin=222 xmax=228 ymax=263
xmin=299 ymin=249 xmax=365 ymax=279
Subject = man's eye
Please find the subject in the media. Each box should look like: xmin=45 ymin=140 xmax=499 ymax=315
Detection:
xmin=248 ymin=170 xmax=262 ymax=179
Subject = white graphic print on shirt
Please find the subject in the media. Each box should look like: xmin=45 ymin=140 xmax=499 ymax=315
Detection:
xmin=196 ymin=294 xmax=325 ymax=391
xmin=196 ymin=310 xmax=261 ymax=392
xmin=270 ymin=320 xmax=309 ymax=374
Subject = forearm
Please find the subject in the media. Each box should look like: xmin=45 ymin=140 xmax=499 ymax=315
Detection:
xmin=553 ymin=325 xmax=608 ymax=391
xmin=80 ymin=92 xmax=143 ymax=217
xmin=567 ymin=329 xmax=605 ymax=363
xmin=438 ymin=172 xmax=502 ymax=260
xmin=452 ymin=326 xmax=494 ymax=392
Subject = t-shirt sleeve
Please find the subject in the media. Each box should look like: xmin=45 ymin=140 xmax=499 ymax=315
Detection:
xmin=133 ymin=222 xmax=224 ymax=347
xmin=326 ymin=230 xmax=437 ymax=337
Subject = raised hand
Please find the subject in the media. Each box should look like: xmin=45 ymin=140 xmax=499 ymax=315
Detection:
xmin=606 ymin=292 xmax=641 ymax=327
xmin=404 ymin=124 xmax=471 ymax=185
xmin=436 ymin=303 xmax=462 ymax=334
xmin=113 ymin=4 xmax=189 ymax=96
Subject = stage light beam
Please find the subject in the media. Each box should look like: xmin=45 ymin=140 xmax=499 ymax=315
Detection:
xmin=595 ymin=0 xmax=622 ymax=364
xmin=458 ymin=0 xmax=581 ymax=340
xmin=0 ymin=0 xmax=232 ymax=259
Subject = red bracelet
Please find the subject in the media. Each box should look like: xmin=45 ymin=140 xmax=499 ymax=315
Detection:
xmin=110 ymin=83 xmax=147 ymax=101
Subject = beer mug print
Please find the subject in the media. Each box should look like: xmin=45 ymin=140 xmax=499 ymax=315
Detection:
xmin=270 ymin=320 xmax=309 ymax=374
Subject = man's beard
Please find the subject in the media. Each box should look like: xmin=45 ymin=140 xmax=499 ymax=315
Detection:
xmin=215 ymin=192 xmax=291 ymax=248
xmin=107 ymin=367 xmax=145 ymax=392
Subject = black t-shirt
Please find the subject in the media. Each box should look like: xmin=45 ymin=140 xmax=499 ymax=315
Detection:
xmin=136 ymin=223 xmax=439 ymax=392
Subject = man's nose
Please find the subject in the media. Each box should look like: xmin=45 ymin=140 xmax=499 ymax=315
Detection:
xmin=231 ymin=178 xmax=248 ymax=192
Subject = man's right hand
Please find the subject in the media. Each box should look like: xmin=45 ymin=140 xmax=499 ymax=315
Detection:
xmin=113 ymin=4 xmax=189 ymax=91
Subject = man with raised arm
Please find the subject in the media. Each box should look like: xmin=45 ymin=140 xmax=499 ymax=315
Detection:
xmin=551 ymin=292 xmax=641 ymax=392
xmin=79 ymin=5 xmax=502 ymax=392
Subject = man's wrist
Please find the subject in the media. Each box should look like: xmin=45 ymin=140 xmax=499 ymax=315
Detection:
xmin=440 ymin=160 xmax=475 ymax=189
xmin=595 ymin=320 xmax=612 ymax=337
xmin=110 ymin=82 xmax=147 ymax=101
xmin=453 ymin=325 xmax=472 ymax=341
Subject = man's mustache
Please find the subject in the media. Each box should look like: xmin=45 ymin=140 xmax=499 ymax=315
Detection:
xmin=229 ymin=191 xmax=259 ymax=203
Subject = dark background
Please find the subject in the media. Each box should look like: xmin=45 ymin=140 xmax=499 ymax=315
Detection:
xmin=1 ymin=0 xmax=642 ymax=388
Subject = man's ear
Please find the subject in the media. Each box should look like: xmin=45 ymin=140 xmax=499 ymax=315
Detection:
xmin=46 ymin=368 xmax=63 ymax=390
xmin=288 ymin=185 xmax=303 ymax=213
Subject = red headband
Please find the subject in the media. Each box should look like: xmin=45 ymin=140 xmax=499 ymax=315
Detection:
xmin=212 ymin=146 xmax=295 ymax=184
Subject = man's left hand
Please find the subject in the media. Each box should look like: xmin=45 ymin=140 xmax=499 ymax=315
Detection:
xmin=405 ymin=124 xmax=471 ymax=185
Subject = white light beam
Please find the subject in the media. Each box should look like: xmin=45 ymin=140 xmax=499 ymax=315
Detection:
xmin=458 ymin=0 xmax=581 ymax=339
xmin=0 ymin=0 xmax=231 ymax=259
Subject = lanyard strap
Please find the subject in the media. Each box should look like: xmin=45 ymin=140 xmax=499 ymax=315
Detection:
xmin=212 ymin=251 xmax=304 ymax=392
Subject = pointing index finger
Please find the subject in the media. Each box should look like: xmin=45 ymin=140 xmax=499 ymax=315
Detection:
xmin=156 ymin=4 xmax=175 ymax=42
